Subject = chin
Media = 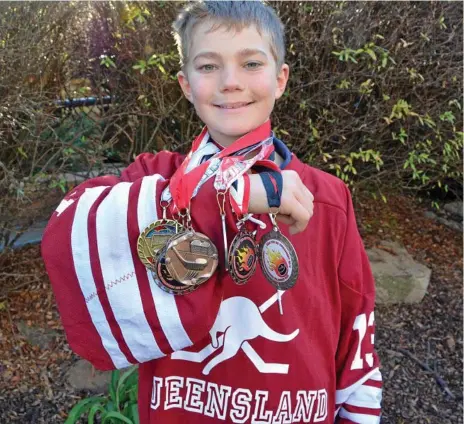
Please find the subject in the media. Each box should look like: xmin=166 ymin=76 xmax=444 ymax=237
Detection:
xmin=222 ymin=123 xmax=262 ymax=137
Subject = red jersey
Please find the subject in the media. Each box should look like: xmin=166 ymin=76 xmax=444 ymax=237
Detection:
xmin=42 ymin=145 xmax=382 ymax=423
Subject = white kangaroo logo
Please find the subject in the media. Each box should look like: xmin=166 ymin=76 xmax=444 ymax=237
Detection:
xmin=171 ymin=295 xmax=299 ymax=375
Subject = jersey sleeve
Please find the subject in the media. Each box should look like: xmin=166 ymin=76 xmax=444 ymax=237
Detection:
xmin=335 ymin=185 xmax=383 ymax=423
xmin=41 ymin=151 xmax=236 ymax=370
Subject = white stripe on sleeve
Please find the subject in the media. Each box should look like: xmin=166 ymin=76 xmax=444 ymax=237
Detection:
xmin=345 ymin=384 xmax=382 ymax=409
xmin=335 ymin=367 xmax=382 ymax=405
xmin=96 ymin=182 xmax=164 ymax=363
xmin=138 ymin=175 xmax=192 ymax=352
xmin=338 ymin=408 xmax=380 ymax=424
xmin=71 ymin=186 xmax=130 ymax=369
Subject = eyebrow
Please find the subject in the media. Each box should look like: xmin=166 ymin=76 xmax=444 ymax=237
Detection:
xmin=193 ymin=48 xmax=268 ymax=62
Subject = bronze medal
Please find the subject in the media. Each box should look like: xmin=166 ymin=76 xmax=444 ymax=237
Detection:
xmin=152 ymin=245 xmax=197 ymax=295
xmin=228 ymin=229 xmax=258 ymax=285
xmin=258 ymin=227 xmax=299 ymax=290
xmin=137 ymin=219 xmax=185 ymax=270
xmin=164 ymin=231 xmax=219 ymax=286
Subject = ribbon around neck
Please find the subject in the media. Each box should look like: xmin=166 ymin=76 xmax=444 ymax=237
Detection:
xmin=168 ymin=120 xmax=281 ymax=213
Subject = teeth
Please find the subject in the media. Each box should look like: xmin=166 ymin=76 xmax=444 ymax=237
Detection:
xmin=218 ymin=103 xmax=249 ymax=109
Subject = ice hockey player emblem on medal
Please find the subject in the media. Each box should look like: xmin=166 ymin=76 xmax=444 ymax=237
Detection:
xmin=228 ymin=230 xmax=258 ymax=285
xmin=258 ymin=225 xmax=299 ymax=290
xmin=165 ymin=231 xmax=219 ymax=286
xmin=137 ymin=219 xmax=185 ymax=270
xmin=153 ymin=245 xmax=197 ymax=295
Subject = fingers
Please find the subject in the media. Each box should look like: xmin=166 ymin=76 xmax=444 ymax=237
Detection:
xmin=279 ymin=171 xmax=314 ymax=235
xmin=294 ymin=184 xmax=314 ymax=222
xmin=249 ymin=170 xmax=314 ymax=235
xmin=287 ymin=197 xmax=312 ymax=235
xmin=276 ymin=214 xmax=295 ymax=226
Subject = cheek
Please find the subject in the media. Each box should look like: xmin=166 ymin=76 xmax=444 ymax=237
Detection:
xmin=190 ymin=76 xmax=215 ymax=103
xmin=249 ymin=74 xmax=277 ymax=99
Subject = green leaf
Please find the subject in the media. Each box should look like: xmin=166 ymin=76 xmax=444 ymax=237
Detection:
xmin=89 ymin=403 xmax=107 ymax=424
xmin=110 ymin=370 xmax=120 ymax=403
xmin=64 ymin=397 xmax=104 ymax=424
xmin=102 ymin=411 xmax=134 ymax=424
xmin=117 ymin=367 xmax=138 ymax=404
xmin=17 ymin=146 xmax=28 ymax=158
xmin=365 ymin=48 xmax=377 ymax=61
xmin=131 ymin=405 xmax=139 ymax=424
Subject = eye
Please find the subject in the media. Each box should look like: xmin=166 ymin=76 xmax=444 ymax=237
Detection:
xmin=198 ymin=64 xmax=217 ymax=72
xmin=245 ymin=61 xmax=262 ymax=69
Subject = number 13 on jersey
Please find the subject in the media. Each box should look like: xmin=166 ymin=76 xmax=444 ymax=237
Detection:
xmin=350 ymin=312 xmax=375 ymax=370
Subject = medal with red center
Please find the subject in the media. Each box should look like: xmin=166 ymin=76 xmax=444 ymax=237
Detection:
xmin=228 ymin=224 xmax=258 ymax=285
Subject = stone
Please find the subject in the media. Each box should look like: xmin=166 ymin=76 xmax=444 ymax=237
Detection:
xmin=424 ymin=210 xmax=463 ymax=232
xmin=444 ymin=201 xmax=463 ymax=219
xmin=66 ymin=359 xmax=112 ymax=393
xmin=367 ymin=241 xmax=431 ymax=304
xmin=59 ymin=163 xmax=125 ymax=185
xmin=16 ymin=321 xmax=59 ymax=349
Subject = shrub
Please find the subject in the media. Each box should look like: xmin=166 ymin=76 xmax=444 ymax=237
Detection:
xmin=65 ymin=366 xmax=139 ymax=424
xmin=1 ymin=1 xmax=462 ymax=256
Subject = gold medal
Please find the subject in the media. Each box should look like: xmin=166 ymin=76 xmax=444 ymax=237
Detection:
xmin=164 ymin=230 xmax=219 ymax=286
xmin=228 ymin=229 xmax=258 ymax=285
xmin=137 ymin=219 xmax=185 ymax=271
xmin=258 ymin=215 xmax=299 ymax=291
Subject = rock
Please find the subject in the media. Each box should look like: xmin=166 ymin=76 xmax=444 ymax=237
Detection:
xmin=444 ymin=201 xmax=463 ymax=219
xmin=0 ymin=220 xmax=48 ymax=252
xmin=423 ymin=210 xmax=463 ymax=232
xmin=66 ymin=360 xmax=112 ymax=393
xmin=367 ymin=241 xmax=431 ymax=304
xmin=59 ymin=163 xmax=125 ymax=185
xmin=446 ymin=336 xmax=456 ymax=352
xmin=16 ymin=321 xmax=59 ymax=349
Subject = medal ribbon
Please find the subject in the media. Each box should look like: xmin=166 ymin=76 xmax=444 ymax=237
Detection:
xmin=214 ymin=138 xmax=281 ymax=216
xmin=169 ymin=120 xmax=274 ymax=213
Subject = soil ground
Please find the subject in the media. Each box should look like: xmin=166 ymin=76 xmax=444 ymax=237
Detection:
xmin=0 ymin=193 xmax=462 ymax=423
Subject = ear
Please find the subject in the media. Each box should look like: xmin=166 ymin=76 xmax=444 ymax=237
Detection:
xmin=177 ymin=70 xmax=193 ymax=103
xmin=274 ymin=63 xmax=290 ymax=100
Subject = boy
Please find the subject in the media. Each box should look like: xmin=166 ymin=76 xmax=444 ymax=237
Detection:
xmin=42 ymin=1 xmax=382 ymax=423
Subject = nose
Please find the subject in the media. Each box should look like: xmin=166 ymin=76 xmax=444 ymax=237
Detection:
xmin=219 ymin=66 xmax=244 ymax=92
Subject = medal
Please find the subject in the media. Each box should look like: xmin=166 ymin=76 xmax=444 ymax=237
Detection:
xmin=228 ymin=227 xmax=258 ymax=285
xmin=164 ymin=230 xmax=219 ymax=286
xmin=153 ymin=245 xmax=198 ymax=295
xmin=137 ymin=202 xmax=185 ymax=271
xmin=137 ymin=219 xmax=185 ymax=270
xmin=137 ymin=120 xmax=278 ymax=294
xmin=213 ymin=137 xmax=278 ymax=272
xmin=258 ymin=213 xmax=298 ymax=314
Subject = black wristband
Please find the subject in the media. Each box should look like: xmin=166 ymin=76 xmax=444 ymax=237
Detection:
xmin=259 ymin=171 xmax=283 ymax=209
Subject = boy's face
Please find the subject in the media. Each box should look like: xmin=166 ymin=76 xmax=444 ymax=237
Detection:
xmin=177 ymin=21 xmax=289 ymax=146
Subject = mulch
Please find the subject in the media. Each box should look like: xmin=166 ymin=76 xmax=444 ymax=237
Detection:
xmin=0 ymin=193 xmax=462 ymax=423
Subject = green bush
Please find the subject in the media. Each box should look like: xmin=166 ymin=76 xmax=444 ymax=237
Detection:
xmin=1 ymin=1 xmax=462 ymax=253
xmin=65 ymin=366 xmax=139 ymax=424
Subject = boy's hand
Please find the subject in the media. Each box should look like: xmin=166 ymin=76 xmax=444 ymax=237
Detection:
xmin=248 ymin=170 xmax=314 ymax=235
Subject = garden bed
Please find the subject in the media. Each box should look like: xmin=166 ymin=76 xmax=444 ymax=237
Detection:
xmin=0 ymin=194 xmax=462 ymax=423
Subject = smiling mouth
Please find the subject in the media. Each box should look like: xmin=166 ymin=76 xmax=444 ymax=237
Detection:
xmin=214 ymin=102 xmax=254 ymax=109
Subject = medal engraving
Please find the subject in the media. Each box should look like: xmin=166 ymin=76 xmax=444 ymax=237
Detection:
xmin=258 ymin=228 xmax=299 ymax=290
xmin=228 ymin=230 xmax=258 ymax=285
xmin=165 ymin=231 xmax=219 ymax=286
xmin=137 ymin=219 xmax=184 ymax=270
xmin=153 ymin=246 xmax=197 ymax=295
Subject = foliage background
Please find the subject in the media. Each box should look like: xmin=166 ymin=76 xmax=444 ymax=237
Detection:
xmin=0 ymin=1 xmax=462 ymax=250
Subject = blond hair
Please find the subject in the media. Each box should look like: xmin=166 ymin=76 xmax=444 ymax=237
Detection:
xmin=172 ymin=1 xmax=286 ymax=70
